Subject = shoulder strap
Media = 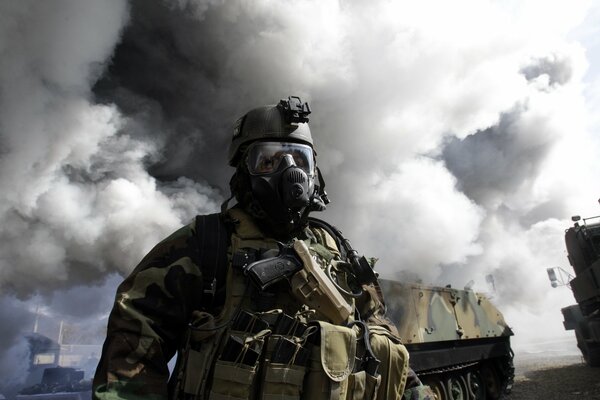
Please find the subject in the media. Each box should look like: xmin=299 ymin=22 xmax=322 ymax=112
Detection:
xmin=195 ymin=213 xmax=231 ymax=310
xmin=308 ymin=217 xmax=348 ymax=259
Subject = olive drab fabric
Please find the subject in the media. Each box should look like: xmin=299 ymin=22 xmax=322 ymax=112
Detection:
xmin=93 ymin=218 xmax=207 ymax=400
xmin=93 ymin=207 xmax=432 ymax=400
xmin=368 ymin=325 xmax=409 ymax=399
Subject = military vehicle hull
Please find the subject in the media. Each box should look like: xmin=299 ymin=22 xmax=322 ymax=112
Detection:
xmin=16 ymin=367 xmax=91 ymax=400
xmin=559 ymin=213 xmax=600 ymax=367
xmin=380 ymin=279 xmax=514 ymax=400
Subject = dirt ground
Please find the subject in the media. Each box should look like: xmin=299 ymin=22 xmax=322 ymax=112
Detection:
xmin=508 ymin=353 xmax=600 ymax=399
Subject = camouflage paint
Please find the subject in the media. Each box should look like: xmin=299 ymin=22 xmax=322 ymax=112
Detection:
xmin=379 ymin=280 xmax=512 ymax=344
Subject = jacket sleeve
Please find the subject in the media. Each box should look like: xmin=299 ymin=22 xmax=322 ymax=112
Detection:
xmin=93 ymin=220 xmax=204 ymax=400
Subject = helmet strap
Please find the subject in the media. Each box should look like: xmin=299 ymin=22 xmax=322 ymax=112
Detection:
xmin=316 ymin=166 xmax=330 ymax=205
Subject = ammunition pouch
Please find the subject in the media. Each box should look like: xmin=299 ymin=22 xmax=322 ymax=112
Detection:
xmin=208 ymin=309 xmax=272 ymax=400
xmin=302 ymin=321 xmax=356 ymax=400
xmin=172 ymin=308 xmax=408 ymax=400
xmin=209 ymin=328 xmax=270 ymax=400
xmin=367 ymin=325 xmax=410 ymax=399
xmin=260 ymin=332 xmax=312 ymax=400
xmin=301 ymin=322 xmax=408 ymax=400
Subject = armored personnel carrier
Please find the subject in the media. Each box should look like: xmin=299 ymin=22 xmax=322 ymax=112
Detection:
xmin=380 ymin=279 xmax=514 ymax=400
xmin=548 ymin=202 xmax=600 ymax=367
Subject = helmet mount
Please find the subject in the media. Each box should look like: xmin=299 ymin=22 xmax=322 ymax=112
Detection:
xmin=277 ymin=96 xmax=311 ymax=124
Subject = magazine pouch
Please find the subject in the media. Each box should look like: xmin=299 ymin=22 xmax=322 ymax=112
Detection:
xmin=209 ymin=310 xmax=271 ymax=400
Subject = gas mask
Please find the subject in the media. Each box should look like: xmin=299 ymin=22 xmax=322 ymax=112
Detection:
xmin=245 ymin=141 xmax=317 ymax=229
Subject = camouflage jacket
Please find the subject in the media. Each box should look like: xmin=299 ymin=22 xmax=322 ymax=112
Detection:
xmin=93 ymin=207 xmax=433 ymax=400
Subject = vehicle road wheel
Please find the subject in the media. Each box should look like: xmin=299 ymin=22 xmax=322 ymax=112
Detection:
xmin=422 ymin=377 xmax=448 ymax=400
xmin=467 ymin=371 xmax=486 ymax=400
xmin=480 ymin=364 xmax=501 ymax=400
xmin=446 ymin=374 xmax=468 ymax=400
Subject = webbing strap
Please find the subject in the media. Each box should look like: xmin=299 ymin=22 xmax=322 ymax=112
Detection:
xmin=196 ymin=213 xmax=230 ymax=309
xmin=308 ymin=217 xmax=347 ymax=259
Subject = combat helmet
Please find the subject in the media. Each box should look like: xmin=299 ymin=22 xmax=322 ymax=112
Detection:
xmin=228 ymin=96 xmax=313 ymax=167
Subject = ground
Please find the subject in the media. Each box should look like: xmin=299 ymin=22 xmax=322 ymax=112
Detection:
xmin=509 ymin=353 xmax=600 ymax=399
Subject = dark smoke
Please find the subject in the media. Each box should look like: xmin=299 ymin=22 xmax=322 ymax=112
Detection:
xmin=1 ymin=0 xmax=599 ymax=384
xmin=441 ymin=107 xmax=555 ymax=208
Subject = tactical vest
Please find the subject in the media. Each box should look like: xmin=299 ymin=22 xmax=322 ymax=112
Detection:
xmin=169 ymin=208 xmax=409 ymax=400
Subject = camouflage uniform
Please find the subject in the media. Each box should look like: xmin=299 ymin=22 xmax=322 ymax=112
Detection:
xmin=93 ymin=207 xmax=433 ymax=400
xmin=93 ymin=210 xmax=206 ymax=399
xmin=95 ymin=96 xmax=434 ymax=400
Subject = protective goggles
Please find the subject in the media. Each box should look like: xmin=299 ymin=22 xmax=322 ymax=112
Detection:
xmin=246 ymin=141 xmax=315 ymax=176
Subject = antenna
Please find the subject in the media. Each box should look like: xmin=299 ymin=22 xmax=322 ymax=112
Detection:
xmin=546 ymin=267 xmax=574 ymax=289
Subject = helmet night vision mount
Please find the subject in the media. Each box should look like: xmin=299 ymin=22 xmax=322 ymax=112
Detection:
xmin=277 ymin=96 xmax=311 ymax=124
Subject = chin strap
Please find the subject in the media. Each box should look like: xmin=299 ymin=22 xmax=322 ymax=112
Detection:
xmin=316 ymin=166 xmax=330 ymax=206
xmin=247 ymin=199 xmax=268 ymax=220
xmin=307 ymin=167 xmax=329 ymax=212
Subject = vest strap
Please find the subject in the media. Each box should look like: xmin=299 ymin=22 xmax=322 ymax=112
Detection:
xmin=196 ymin=213 xmax=230 ymax=309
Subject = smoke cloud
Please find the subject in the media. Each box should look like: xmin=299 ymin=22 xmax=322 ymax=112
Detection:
xmin=2 ymin=0 xmax=600 ymax=389
xmin=0 ymin=1 xmax=224 ymax=299
xmin=0 ymin=298 xmax=34 ymax=388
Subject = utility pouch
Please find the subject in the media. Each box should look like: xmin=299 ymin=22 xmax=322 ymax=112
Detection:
xmin=260 ymin=335 xmax=310 ymax=400
xmin=367 ymin=325 xmax=410 ymax=400
xmin=301 ymin=321 xmax=356 ymax=400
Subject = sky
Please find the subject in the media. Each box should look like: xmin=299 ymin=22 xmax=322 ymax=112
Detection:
xmin=1 ymin=0 xmax=600 ymax=388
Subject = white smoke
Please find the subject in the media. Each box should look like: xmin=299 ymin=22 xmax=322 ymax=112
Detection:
xmin=0 ymin=1 xmax=224 ymax=297
xmin=0 ymin=0 xmax=222 ymax=388
xmin=1 ymin=0 xmax=600 ymax=387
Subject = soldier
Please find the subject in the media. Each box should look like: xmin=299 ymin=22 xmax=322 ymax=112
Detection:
xmin=93 ymin=96 xmax=434 ymax=400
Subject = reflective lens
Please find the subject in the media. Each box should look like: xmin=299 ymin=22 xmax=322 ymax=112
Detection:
xmin=246 ymin=142 xmax=314 ymax=175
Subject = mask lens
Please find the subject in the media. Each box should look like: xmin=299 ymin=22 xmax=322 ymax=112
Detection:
xmin=247 ymin=142 xmax=314 ymax=176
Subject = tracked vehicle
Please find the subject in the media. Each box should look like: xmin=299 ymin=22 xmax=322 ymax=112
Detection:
xmin=17 ymin=366 xmax=91 ymax=400
xmin=380 ymin=279 xmax=514 ymax=400
xmin=548 ymin=201 xmax=600 ymax=367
